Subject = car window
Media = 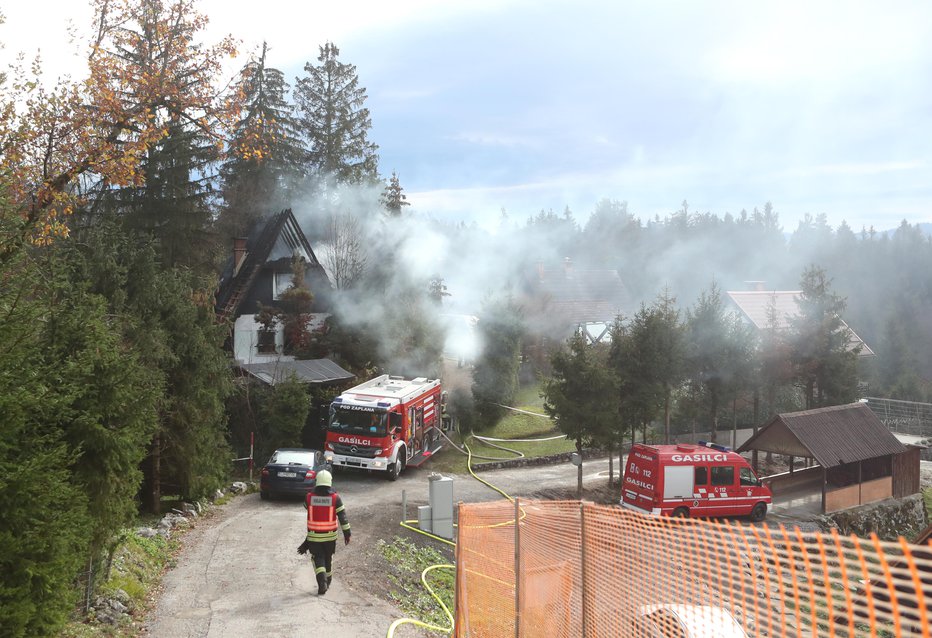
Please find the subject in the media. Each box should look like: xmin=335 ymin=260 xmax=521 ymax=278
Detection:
xmin=694 ymin=466 xmax=707 ymax=486
xmin=269 ymin=450 xmax=317 ymax=465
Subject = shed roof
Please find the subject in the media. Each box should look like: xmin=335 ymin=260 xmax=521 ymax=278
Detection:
xmin=737 ymin=402 xmax=907 ymax=468
xmin=237 ymin=359 xmax=354 ymax=386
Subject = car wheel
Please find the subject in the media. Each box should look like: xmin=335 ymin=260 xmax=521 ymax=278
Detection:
xmin=672 ymin=507 xmax=689 ymax=518
xmin=750 ymin=503 xmax=767 ymax=522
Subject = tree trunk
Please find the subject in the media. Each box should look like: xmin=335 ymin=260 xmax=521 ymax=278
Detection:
xmin=151 ymin=432 xmax=161 ymax=515
xmin=664 ymin=390 xmax=671 ymax=445
xmin=752 ymin=388 xmax=760 ymax=472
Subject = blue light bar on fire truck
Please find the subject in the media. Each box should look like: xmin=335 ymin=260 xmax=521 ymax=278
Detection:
xmin=333 ymin=397 xmax=343 ymax=403
xmin=697 ymin=440 xmax=731 ymax=453
xmin=377 ymin=401 xmax=391 ymax=407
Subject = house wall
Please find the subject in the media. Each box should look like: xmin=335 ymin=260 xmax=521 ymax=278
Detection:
xmin=232 ymin=313 xmax=330 ymax=364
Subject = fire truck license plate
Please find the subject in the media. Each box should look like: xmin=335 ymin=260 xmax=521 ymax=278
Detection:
xmin=278 ymin=471 xmax=297 ymax=478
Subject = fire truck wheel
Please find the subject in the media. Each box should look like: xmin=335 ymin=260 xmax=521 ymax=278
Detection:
xmin=388 ymin=459 xmax=401 ymax=481
xmin=749 ymin=503 xmax=767 ymax=522
xmin=671 ymin=507 xmax=689 ymax=518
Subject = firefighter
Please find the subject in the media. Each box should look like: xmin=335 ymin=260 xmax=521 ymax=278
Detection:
xmin=297 ymin=470 xmax=351 ymax=595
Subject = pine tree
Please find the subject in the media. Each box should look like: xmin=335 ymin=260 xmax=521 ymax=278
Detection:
xmin=127 ymin=118 xmax=218 ymax=271
xmin=543 ymin=333 xmax=617 ymax=496
xmin=684 ymin=282 xmax=732 ymax=443
xmin=294 ymin=42 xmax=379 ymax=190
xmin=472 ymin=295 xmax=524 ymax=426
xmin=789 ymin=266 xmax=860 ymax=408
xmin=381 ymin=171 xmax=410 ymax=217
xmin=220 ymin=42 xmax=306 ymax=240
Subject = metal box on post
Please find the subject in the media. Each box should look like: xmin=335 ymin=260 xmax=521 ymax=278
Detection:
xmin=428 ymin=474 xmax=454 ymax=539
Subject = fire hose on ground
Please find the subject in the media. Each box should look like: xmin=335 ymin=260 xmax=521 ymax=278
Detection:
xmin=386 ymin=419 xmax=562 ymax=637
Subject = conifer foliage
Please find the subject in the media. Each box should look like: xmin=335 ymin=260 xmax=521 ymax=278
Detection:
xmin=220 ymin=42 xmax=306 ymax=240
xmin=294 ymin=42 xmax=379 ymax=189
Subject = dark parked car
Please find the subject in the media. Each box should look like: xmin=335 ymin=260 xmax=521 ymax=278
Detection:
xmin=260 ymin=448 xmax=329 ymax=500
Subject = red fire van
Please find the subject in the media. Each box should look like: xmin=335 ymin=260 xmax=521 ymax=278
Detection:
xmin=621 ymin=441 xmax=772 ymax=521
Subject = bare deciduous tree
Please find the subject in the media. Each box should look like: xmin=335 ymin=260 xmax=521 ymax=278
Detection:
xmin=320 ymin=210 xmax=367 ymax=289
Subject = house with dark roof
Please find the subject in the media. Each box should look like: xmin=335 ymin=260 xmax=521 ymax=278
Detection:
xmin=521 ymin=258 xmax=631 ymax=345
xmin=215 ymin=209 xmax=333 ymax=364
xmin=726 ymin=285 xmax=874 ymax=357
xmin=738 ymin=402 xmax=920 ymax=513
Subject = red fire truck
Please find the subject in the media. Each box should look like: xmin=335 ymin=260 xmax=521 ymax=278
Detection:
xmin=621 ymin=441 xmax=772 ymax=521
xmin=324 ymin=375 xmax=444 ymax=480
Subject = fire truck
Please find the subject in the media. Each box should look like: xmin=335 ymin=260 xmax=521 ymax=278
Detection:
xmin=324 ymin=375 xmax=445 ymax=480
xmin=621 ymin=441 xmax=772 ymax=521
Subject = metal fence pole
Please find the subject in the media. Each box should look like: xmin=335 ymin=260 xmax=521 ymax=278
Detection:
xmin=581 ymin=502 xmax=589 ymax=638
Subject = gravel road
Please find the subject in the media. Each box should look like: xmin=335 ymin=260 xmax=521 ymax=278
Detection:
xmin=143 ymin=456 xmax=616 ymax=638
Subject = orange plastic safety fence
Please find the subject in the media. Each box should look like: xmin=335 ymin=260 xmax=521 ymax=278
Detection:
xmin=454 ymin=500 xmax=932 ymax=637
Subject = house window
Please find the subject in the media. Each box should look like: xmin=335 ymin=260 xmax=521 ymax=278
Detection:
xmin=257 ymin=329 xmax=276 ymax=354
xmin=273 ymin=271 xmax=293 ymax=300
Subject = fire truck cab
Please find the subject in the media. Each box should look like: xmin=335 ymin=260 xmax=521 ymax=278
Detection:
xmin=325 ymin=375 xmax=444 ymax=480
xmin=621 ymin=441 xmax=772 ymax=522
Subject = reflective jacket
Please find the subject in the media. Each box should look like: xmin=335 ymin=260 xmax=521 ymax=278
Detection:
xmin=305 ymin=487 xmax=350 ymax=543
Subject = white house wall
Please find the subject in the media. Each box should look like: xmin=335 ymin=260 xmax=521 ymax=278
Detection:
xmin=232 ymin=313 xmax=331 ymax=364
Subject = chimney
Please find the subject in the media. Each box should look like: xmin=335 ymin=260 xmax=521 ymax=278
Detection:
xmin=563 ymin=257 xmax=573 ymax=278
xmin=744 ymin=280 xmax=766 ymax=291
xmin=233 ymin=238 xmax=247 ymax=276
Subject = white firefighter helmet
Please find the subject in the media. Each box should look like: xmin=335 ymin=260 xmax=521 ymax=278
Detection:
xmin=316 ymin=470 xmax=333 ymax=488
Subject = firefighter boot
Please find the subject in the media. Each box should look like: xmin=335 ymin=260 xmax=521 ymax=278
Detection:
xmin=317 ymin=572 xmax=328 ymax=596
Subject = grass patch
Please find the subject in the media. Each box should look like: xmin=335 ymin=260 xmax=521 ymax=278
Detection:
xmin=429 ymin=381 xmax=576 ymax=474
xmin=377 ymin=536 xmax=455 ymax=631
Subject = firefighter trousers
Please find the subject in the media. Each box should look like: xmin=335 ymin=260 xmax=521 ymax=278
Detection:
xmin=308 ymin=540 xmax=336 ymax=592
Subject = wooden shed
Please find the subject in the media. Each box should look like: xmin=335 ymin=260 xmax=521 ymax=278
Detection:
xmin=738 ymin=402 xmax=920 ymax=513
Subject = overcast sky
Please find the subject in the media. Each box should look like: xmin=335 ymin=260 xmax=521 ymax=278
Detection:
xmin=4 ymin=0 xmax=932 ymax=233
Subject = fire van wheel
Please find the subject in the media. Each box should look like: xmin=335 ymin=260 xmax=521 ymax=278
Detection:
xmin=672 ymin=507 xmax=689 ymax=518
xmin=749 ymin=503 xmax=767 ymax=522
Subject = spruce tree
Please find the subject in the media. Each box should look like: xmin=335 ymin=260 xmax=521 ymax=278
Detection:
xmin=380 ymin=171 xmax=410 ymax=217
xmin=220 ymin=42 xmax=305 ymax=240
xmin=789 ymin=266 xmax=860 ymax=408
xmin=543 ymin=334 xmax=617 ymax=496
xmin=294 ymin=42 xmax=379 ymax=190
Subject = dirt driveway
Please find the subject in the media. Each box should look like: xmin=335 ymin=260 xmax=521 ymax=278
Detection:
xmin=142 ymin=456 xmax=617 ymax=638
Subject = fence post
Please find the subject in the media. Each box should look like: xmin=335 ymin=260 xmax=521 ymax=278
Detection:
xmin=249 ymin=431 xmax=254 ymax=481
xmin=514 ymin=497 xmax=521 ymax=638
